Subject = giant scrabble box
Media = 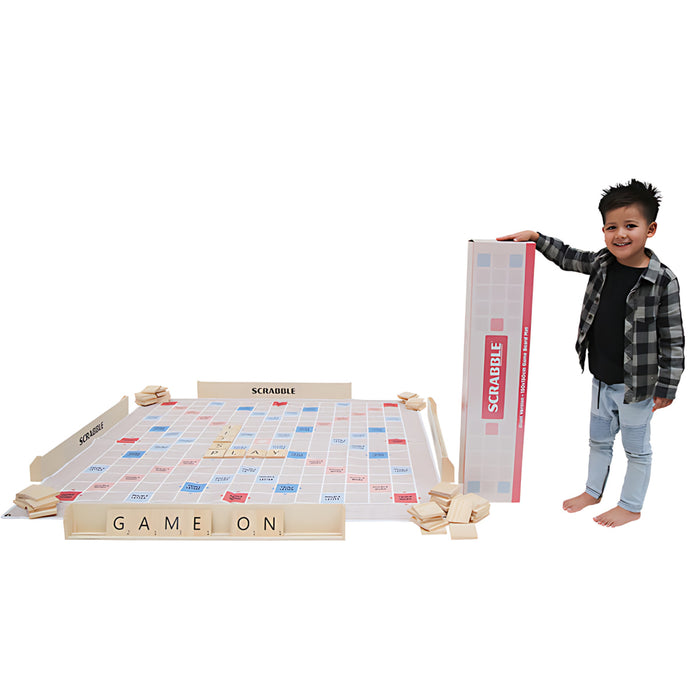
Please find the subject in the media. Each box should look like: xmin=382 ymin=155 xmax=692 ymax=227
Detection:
xmin=459 ymin=240 xmax=535 ymax=502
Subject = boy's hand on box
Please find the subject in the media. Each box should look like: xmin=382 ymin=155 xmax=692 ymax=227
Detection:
xmin=497 ymin=231 xmax=540 ymax=242
xmin=653 ymin=397 xmax=673 ymax=411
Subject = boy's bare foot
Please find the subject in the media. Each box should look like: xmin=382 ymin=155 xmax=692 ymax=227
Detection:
xmin=593 ymin=506 xmax=641 ymax=527
xmin=563 ymin=492 xmax=601 ymax=513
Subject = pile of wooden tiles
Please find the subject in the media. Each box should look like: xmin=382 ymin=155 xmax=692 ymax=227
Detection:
xmin=135 ymin=385 xmax=171 ymax=406
xmin=408 ymin=481 xmax=490 ymax=539
xmin=408 ymin=501 xmax=450 ymax=534
xmin=397 ymin=391 xmax=426 ymax=411
xmin=14 ymin=484 xmax=59 ymax=519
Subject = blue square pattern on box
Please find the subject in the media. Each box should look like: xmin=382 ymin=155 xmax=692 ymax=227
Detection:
xmin=288 ymin=451 xmax=307 ymax=460
xmin=498 ymin=481 xmax=511 ymax=494
xmin=369 ymin=427 xmax=385 ymax=433
xmin=123 ymin=450 xmax=145 ymax=459
xmin=149 ymin=426 xmax=169 ymax=432
xmin=303 ymin=407 xmax=319 ymax=412
xmin=237 ymin=406 xmax=254 ymax=411
xmin=208 ymin=401 xmax=224 ymax=406
xmin=509 ymin=254 xmax=523 ymax=268
xmin=466 ymin=481 xmax=480 ymax=492
xmin=477 ymin=253 xmax=491 ymax=267
xmin=296 ymin=426 xmax=313 ymax=433
xmin=369 ymin=452 xmax=389 ymax=459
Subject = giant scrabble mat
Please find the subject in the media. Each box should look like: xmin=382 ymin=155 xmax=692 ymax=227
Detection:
xmin=7 ymin=397 xmax=439 ymax=520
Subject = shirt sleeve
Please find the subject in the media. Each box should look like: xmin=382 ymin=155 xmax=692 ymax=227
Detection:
xmin=536 ymin=234 xmax=598 ymax=274
xmin=655 ymin=276 xmax=685 ymax=400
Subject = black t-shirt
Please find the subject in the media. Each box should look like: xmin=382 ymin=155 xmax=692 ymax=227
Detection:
xmin=588 ymin=260 xmax=645 ymax=385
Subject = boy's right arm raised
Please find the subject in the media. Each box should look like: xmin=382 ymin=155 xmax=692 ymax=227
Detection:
xmin=497 ymin=231 xmax=596 ymax=274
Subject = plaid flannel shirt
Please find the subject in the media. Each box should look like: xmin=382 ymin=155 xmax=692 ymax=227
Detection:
xmin=536 ymin=234 xmax=685 ymax=403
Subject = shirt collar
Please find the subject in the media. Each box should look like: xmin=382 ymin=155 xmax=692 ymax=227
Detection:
xmin=599 ymin=247 xmax=662 ymax=283
xmin=640 ymin=249 xmax=662 ymax=283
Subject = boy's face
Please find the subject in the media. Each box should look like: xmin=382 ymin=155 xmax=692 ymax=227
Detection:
xmin=602 ymin=204 xmax=656 ymax=267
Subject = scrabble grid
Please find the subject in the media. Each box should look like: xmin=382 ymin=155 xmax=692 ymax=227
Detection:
xmin=7 ymin=398 xmax=439 ymax=520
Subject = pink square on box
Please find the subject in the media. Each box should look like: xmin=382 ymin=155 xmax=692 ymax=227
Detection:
xmin=485 ymin=423 xmax=499 ymax=435
xmin=490 ymin=318 xmax=504 ymax=331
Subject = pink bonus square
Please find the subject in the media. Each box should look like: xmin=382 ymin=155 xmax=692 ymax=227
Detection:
xmin=490 ymin=318 xmax=504 ymax=331
xmin=485 ymin=423 xmax=499 ymax=435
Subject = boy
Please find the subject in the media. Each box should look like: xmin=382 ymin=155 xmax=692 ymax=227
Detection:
xmin=498 ymin=180 xmax=684 ymax=527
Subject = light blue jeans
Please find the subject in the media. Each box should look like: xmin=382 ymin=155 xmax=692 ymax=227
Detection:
xmin=585 ymin=379 xmax=654 ymax=513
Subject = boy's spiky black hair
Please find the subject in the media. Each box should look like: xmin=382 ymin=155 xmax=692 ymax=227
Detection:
xmin=598 ymin=179 xmax=661 ymax=224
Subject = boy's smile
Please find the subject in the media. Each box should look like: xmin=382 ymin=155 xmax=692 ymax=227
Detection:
xmin=602 ymin=204 xmax=656 ymax=267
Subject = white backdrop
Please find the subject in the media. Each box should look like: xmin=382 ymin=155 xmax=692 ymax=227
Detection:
xmin=1 ymin=2 xmax=697 ymax=698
